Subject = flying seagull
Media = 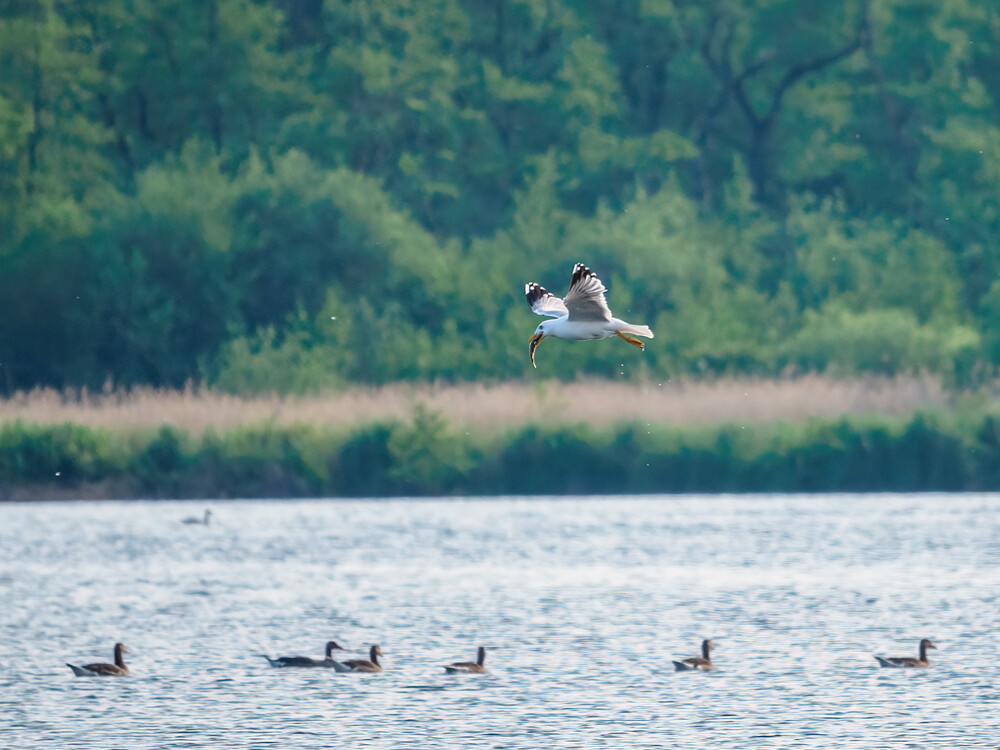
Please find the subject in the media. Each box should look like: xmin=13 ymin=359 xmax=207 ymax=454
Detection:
xmin=525 ymin=263 xmax=654 ymax=368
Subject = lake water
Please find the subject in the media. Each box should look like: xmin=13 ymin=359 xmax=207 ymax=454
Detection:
xmin=1 ymin=494 xmax=998 ymax=749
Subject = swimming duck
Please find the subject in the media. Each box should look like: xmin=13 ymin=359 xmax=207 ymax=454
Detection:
xmin=265 ymin=640 xmax=345 ymax=668
xmin=181 ymin=509 xmax=212 ymax=525
xmin=672 ymin=639 xmax=714 ymax=671
xmin=331 ymin=645 xmax=383 ymax=673
xmin=67 ymin=643 xmax=129 ymax=676
xmin=875 ymin=639 xmax=937 ymax=668
xmin=444 ymin=646 xmax=487 ymax=674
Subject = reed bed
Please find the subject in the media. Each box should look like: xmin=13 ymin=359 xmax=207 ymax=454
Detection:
xmin=0 ymin=375 xmax=948 ymax=434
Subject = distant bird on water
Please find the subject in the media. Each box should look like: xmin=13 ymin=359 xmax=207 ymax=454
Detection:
xmin=181 ymin=509 xmax=212 ymax=525
xmin=673 ymin=639 xmax=714 ymax=671
xmin=443 ymin=646 xmax=487 ymax=674
xmin=525 ymin=263 xmax=653 ymax=368
xmin=264 ymin=640 xmax=346 ymax=668
xmin=331 ymin=645 xmax=383 ymax=673
xmin=67 ymin=643 xmax=129 ymax=676
xmin=875 ymin=638 xmax=937 ymax=668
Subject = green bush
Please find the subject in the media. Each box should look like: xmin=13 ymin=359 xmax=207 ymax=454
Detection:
xmin=1 ymin=409 xmax=998 ymax=498
xmin=782 ymin=305 xmax=980 ymax=378
xmin=0 ymin=421 xmax=123 ymax=483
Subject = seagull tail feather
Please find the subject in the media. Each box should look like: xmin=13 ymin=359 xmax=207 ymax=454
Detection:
xmin=617 ymin=322 xmax=653 ymax=339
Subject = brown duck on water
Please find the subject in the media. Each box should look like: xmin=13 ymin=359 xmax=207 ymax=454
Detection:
xmin=265 ymin=640 xmax=345 ymax=668
xmin=672 ymin=639 xmax=714 ymax=671
xmin=331 ymin=645 xmax=383 ymax=673
xmin=443 ymin=646 xmax=487 ymax=674
xmin=67 ymin=643 xmax=129 ymax=676
xmin=875 ymin=639 xmax=938 ymax=668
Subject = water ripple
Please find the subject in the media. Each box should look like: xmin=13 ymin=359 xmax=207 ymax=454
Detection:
xmin=1 ymin=494 xmax=999 ymax=748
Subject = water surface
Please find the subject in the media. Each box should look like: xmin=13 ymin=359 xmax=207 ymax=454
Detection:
xmin=1 ymin=495 xmax=998 ymax=748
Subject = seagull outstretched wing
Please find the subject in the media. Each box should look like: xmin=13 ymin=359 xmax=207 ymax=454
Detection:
xmin=562 ymin=263 xmax=612 ymax=322
xmin=525 ymin=282 xmax=569 ymax=318
xmin=525 ymin=263 xmax=612 ymax=321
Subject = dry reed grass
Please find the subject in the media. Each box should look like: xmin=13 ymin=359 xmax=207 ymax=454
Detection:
xmin=0 ymin=375 xmax=948 ymax=434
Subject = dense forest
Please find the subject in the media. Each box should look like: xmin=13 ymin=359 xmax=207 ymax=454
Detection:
xmin=2 ymin=0 xmax=1000 ymax=394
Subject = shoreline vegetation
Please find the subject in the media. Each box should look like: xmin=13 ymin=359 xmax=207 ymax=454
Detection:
xmin=4 ymin=375 xmax=1000 ymax=501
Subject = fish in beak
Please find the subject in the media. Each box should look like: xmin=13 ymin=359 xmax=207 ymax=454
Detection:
xmin=528 ymin=331 xmax=545 ymax=368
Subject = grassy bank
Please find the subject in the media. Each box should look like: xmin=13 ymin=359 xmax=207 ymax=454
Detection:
xmin=3 ymin=399 xmax=1000 ymax=499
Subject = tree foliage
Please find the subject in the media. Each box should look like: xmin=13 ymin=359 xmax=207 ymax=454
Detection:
xmin=2 ymin=0 xmax=1000 ymax=393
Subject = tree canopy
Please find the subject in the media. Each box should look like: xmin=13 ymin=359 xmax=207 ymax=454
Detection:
xmin=1 ymin=0 xmax=998 ymax=393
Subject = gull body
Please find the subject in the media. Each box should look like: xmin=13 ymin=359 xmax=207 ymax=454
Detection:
xmin=539 ymin=318 xmax=639 ymax=341
xmin=525 ymin=263 xmax=653 ymax=367
xmin=875 ymin=639 xmax=937 ymax=668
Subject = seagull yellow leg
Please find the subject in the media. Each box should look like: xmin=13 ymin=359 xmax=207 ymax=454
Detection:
xmin=615 ymin=331 xmax=645 ymax=350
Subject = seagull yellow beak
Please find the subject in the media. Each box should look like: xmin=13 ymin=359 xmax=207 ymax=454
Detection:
xmin=528 ymin=332 xmax=545 ymax=369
